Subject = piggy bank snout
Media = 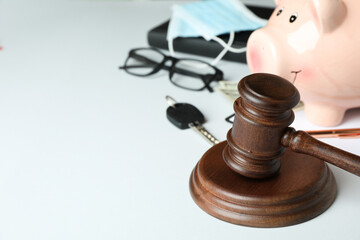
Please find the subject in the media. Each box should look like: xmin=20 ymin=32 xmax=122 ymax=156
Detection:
xmin=246 ymin=29 xmax=282 ymax=75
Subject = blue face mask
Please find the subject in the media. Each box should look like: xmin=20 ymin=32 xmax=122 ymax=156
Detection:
xmin=167 ymin=0 xmax=267 ymax=65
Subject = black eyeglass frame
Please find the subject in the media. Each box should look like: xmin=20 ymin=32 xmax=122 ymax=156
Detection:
xmin=119 ymin=47 xmax=224 ymax=92
xmin=225 ymin=113 xmax=235 ymax=124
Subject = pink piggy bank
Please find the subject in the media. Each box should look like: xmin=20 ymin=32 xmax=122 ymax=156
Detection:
xmin=246 ymin=0 xmax=360 ymax=126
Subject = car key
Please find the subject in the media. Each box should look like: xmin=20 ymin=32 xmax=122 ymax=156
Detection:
xmin=166 ymin=96 xmax=220 ymax=145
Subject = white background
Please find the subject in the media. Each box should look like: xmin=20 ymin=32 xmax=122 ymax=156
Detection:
xmin=0 ymin=0 xmax=359 ymax=239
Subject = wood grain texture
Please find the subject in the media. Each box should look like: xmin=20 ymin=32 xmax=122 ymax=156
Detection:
xmin=189 ymin=73 xmax=360 ymax=227
xmin=190 ymin=141 xmax=337 ymax=228
xmin=224 ymin=73 xmax=300 ymax=178
xmin=282 ymin=128 xmax=360 ymax=176
xmin=189 ymin=73 xmax=344 ymax=227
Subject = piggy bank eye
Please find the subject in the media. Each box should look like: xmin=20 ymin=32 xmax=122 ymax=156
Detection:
xmin=276 ymin=8 xmax=284 ymax=16
xmin=290 ymin=13 xmax=298 ymax=23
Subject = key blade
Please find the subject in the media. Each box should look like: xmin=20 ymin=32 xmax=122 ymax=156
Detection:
xmin=189 ymin=122 xmax=220 ymax=145
xmin=165 ymin=95 xmax=177 ymax=108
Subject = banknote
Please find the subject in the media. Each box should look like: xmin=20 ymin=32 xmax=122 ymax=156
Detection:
xmin=216 ymin=81 xmax=304 ymax=111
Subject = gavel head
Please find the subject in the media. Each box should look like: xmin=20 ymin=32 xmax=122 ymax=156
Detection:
xmin=223 ymin=73 xmax=300 ymax=179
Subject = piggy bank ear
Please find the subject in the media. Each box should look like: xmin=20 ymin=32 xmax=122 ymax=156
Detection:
xmin=274 ymin=0 xmax=281 ymax=5
xmin=309 ymin=0 xmax=345 ymax=33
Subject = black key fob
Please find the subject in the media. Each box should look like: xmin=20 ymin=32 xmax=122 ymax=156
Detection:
xmin=166 ymin=103 xmax=205 ymax=129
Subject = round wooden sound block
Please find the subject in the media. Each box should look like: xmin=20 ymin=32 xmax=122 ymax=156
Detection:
xmin=190 ymin=141 xmax=337 ymax=228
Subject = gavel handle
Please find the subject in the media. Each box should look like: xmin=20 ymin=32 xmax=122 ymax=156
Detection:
xmin=282 ymin=127 xmax=360 ymax=176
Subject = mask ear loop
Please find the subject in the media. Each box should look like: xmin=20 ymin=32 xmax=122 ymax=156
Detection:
xmin=167 ymin=14 xmax=177 ymax=57
xmin=212 ymin=31 xmax=247 ymax=52
xmin=210 ymin=31 xmax=235 ymax=66
xmin=168 ymin=30 xmax=247 ymax=66
xmin=210 ymin=32 xmax=247 ymax=65
xmin=168 ymin=36 xmax=176 ymax=57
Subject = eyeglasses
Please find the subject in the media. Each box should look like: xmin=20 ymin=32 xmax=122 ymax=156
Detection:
xmin=225 ymin=113 xmax=235 ymax=124
xmin=119 ymin=47 xmax=224 ymax=92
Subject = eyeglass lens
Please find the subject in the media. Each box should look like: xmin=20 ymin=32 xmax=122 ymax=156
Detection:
xmin=171 ymin=59 xmax=216 ymax=90
xmin=125 ymin=49 xmax=165 ymax=75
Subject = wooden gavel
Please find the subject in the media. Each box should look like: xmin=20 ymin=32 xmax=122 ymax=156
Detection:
xmin=223 ymin=73 xmax=360 ymax=179
xmin=190 ymin=73 xmax=359 ymax=228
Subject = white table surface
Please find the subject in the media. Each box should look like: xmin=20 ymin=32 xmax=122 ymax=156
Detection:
xmin=0 ymin=1 xmax=359 ymax=239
